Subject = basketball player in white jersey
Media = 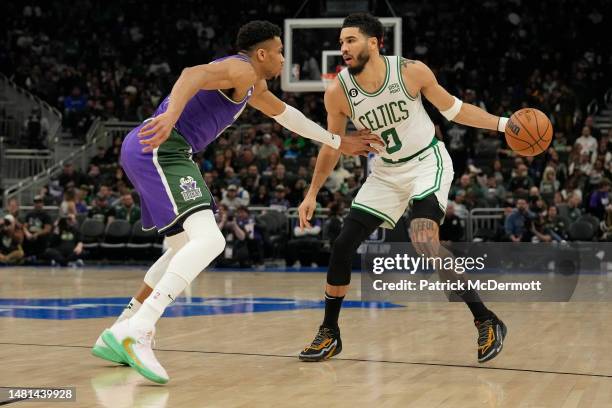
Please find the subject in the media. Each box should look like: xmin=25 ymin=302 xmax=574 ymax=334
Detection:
xmin=299 ymin=13 xmax=509 ymax=363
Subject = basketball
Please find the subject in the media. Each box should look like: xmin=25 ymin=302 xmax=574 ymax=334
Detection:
xmin=504 ymin=108 xmax=553 ymax=156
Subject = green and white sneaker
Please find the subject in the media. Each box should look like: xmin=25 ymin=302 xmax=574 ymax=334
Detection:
xmin=92 ymin=331 xmax=128 ymax=365
xmin=102 ymin=319 xmax=169 ymax=385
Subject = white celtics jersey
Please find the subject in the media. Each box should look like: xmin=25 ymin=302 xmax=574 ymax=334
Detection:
xmin=337 ymin=55 xmax=436 ymax=164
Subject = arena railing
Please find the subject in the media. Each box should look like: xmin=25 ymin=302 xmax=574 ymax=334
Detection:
xmin=2 ymin=120 xmax=138 ymax=206
xmin=0 ymin=72 xmax=62 ymax=148
xmin=466 ymin=208 xmax=506 ymax=242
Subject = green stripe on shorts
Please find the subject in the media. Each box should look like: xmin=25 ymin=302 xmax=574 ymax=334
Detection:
xmin=351 ymin=202 xmax=396 ymax=227
xmin=411 ymin=144 xmax=443 ymax=201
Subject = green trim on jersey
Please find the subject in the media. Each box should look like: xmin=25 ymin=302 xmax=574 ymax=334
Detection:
xmin=351 ymin=201 xmax=396 ymax=227
xmin=349 ymin=56 xmax=390 ymax=97
xmin=381 ymin=137 xmax=438 ymax=164
xmin=337 ymin=74 xmax=354 ymax=119
xmin=397 ymin=57 xmax=417 ymax=101
xmin=411 ymin=144 xmax=443 ymax=201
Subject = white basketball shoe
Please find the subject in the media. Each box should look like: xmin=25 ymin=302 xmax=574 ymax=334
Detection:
xmin=101 ymin=319 xmax=169 ymax=384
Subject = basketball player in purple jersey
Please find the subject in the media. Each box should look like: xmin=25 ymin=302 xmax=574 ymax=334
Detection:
xmin=92 ymin=21 xmax=384 ymax=384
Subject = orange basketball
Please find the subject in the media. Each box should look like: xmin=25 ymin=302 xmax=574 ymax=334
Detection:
xmin=504 ymin=108 xmax=553 ymax=156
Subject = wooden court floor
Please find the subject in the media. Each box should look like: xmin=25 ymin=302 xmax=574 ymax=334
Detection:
xmin=1 ymin=267 xmax=612 ymax=407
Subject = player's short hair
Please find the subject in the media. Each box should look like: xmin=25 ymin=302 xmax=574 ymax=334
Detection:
xmin=236 ymin=21 xmax=282 ymax=52
xmin=342 ymin=13 xmax=384 ymax=46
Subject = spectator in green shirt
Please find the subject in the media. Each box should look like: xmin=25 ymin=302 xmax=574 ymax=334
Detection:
xmin=113 ymin=193 xmax=141 ymax=225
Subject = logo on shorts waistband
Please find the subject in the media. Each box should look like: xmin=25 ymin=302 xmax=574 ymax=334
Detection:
xmin=179 ymin=176 xmax=203 ymax=201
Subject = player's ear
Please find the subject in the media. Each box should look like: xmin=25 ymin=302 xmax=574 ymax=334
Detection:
xmin=368 ymin=37 xmax=378 ymax=50
xmin=256 ymin=48 xmax=266 ymax=61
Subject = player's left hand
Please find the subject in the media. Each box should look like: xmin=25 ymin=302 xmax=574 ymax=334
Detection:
xmin=339 ymin=129 xmax=384 ymax=156
xmin=138 ymin=111 xmax=179 ymax=152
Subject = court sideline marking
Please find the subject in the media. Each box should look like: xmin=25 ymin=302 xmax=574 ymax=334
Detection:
xmin=1 ymin=341 xmax=611 ymax=379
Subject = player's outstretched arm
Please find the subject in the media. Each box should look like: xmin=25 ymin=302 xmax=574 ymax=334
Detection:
xmin=249 ymin=79 xmax=383 ymax=156
xmin=405 ymin=60 xmax=508 ymax=132
xmin=138 ymin=59 xmax=255 ymax=152
xmin=298 ymin=84 xmax=364 ymax=229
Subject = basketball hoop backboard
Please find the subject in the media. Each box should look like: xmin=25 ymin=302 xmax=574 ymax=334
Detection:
xmin=282 ymin=18 xmax=402 ymax=93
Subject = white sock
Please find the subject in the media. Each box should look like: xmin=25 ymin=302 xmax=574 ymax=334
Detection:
xmin=116 ymin=297 xmax=142 ymax=323
xmin=130 ymin=273 xmax=188 ymax=328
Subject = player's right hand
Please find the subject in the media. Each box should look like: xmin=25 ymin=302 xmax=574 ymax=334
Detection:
xmin=298 ymin=193 xmax=317 ymax=230
xmin=338 ymin=129 xmax=385 ymax=156
xmin=138 ymin=111 xmax=179 ymax=153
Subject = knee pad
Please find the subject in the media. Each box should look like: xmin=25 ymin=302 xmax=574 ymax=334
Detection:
xmin=166 ymin=210 xmax=226 ymax=284
xmin=143 ymin=232 xmax=189 ymax=287
xmin=183 ymin=209 xmax=226 ymax=257
xmin=327 ymin=209 xmax=382 ymax=286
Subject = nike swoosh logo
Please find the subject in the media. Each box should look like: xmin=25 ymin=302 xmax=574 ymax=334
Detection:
xmin=354 ymin=99 xmax=365 ymax=106
xmin=418 ymin=153 xmax=431 ymax=161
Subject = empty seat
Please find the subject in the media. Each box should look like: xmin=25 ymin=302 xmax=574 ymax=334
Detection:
xmin=80 ymin=218 xmax=105 ymax=249
xmin=100 ymin=219 xmax=131 ymax=249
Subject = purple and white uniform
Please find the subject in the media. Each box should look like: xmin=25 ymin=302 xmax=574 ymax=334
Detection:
xmin=120 ymin=54 xmax=254 ymax=234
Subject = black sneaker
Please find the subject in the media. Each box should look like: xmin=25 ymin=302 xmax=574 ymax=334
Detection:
xmin=475 ymin=314 xmax=507 ymax=363
xmin=299 ymin=326 xmax=342 ymax=362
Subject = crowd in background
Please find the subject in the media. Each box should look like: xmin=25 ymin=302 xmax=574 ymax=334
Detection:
xmin=1 ymin=0 xmax=611 ymax=266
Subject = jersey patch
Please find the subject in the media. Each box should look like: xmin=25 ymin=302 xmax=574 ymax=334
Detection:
xmin=179 ymin=176 xmax=203 ymax=201
xmin=388 ymin=83 xmax=400 ymax=94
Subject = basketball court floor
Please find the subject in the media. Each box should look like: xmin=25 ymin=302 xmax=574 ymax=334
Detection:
xmin=1 ymin=266 xmax=612 ymax=407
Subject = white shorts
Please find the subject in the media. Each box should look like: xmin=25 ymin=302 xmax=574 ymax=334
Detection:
xmin=352 ymin=139 xmax=454 ymax=229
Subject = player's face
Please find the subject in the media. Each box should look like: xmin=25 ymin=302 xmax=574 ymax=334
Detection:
xmin=339 ymin=27 xmax=371 ymax=75
xmin=259 ymin=36 xmax=284 ymax=80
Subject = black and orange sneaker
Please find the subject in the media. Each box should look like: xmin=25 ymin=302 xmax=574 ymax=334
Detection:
xmin=475 ymin=314 xmax=507 ymax=363
xmin=299 ymin=326 xmax=342 ymax=362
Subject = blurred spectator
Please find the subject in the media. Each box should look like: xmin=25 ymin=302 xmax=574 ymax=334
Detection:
xmin=588 ymin=178 xmax=610 ymax=219
xmin=221 ymin=184 xmax=249 ymax=210
xmin=97 ymin=184 xmax=119 ymax=207
xmin=504 ymin=198 xmax=535 ymax=242
xmin=286 ymin=214 xmax=322 ymax=267
xmin=567 ymin=194 xmax=583 ymax=223
xmin=58 ymin=163 xmax=85 ymax=190
xmin=90 ymin=146 xmax=111 ymax=170
xmin=543 ymin=206 xmax=568 ymax=241
xmin=439 ymin=203 xmax=464 ymax=242
xmin=255 ymin=133 xmax=279 ymax=161
xmin=59 ymin=189 xmax=77 ymax=217
xmin=269 ymin=185 xmax=290 ymax=211
xmin=113 ymin=193 xmax=141 ymax=224
xmin=89 ymin=196 xmax=114 ymax=225
xmin=23 ymin=107 xmax=49 ymax=148
xmin=484 ymin=174 xmax=506 ymax=207
xmin=322 ymin=203 xmax=344 ymax=246
xmin=23 ymin=196 xmax=52 ymax=260
xmin=539 ymin=166 xmax=560 ymax=205
xmin=105 ymin=136 xmax=123 ymax=164
xmin=600 ymin=204 xmax=612 ymax=241
xmin=509 ymin=164 xmax=534 ymax=198
xmin=283 ymin=133 xmax=307 ymax=159
xmin=450 ymin=191 xmax=469 ymax=219
xmin=74 ymin=189 xmax=89 ymax=214
xmin=325 ymin=162 xmax=351 ymax=193
xmin=574 ymin=126 xmax=598 ymax=161
xmin=4 ymin=198 xmax=23 ymax=224
xmin=250 ymin=185 xmax=270 ymax=206
xmin=216 ymin=205 xmax=260 ymax=267
xmin=43 ymin=215 xmax=84 ymax=267
xmin=0 ymin=215 xmax=24 ymax=265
